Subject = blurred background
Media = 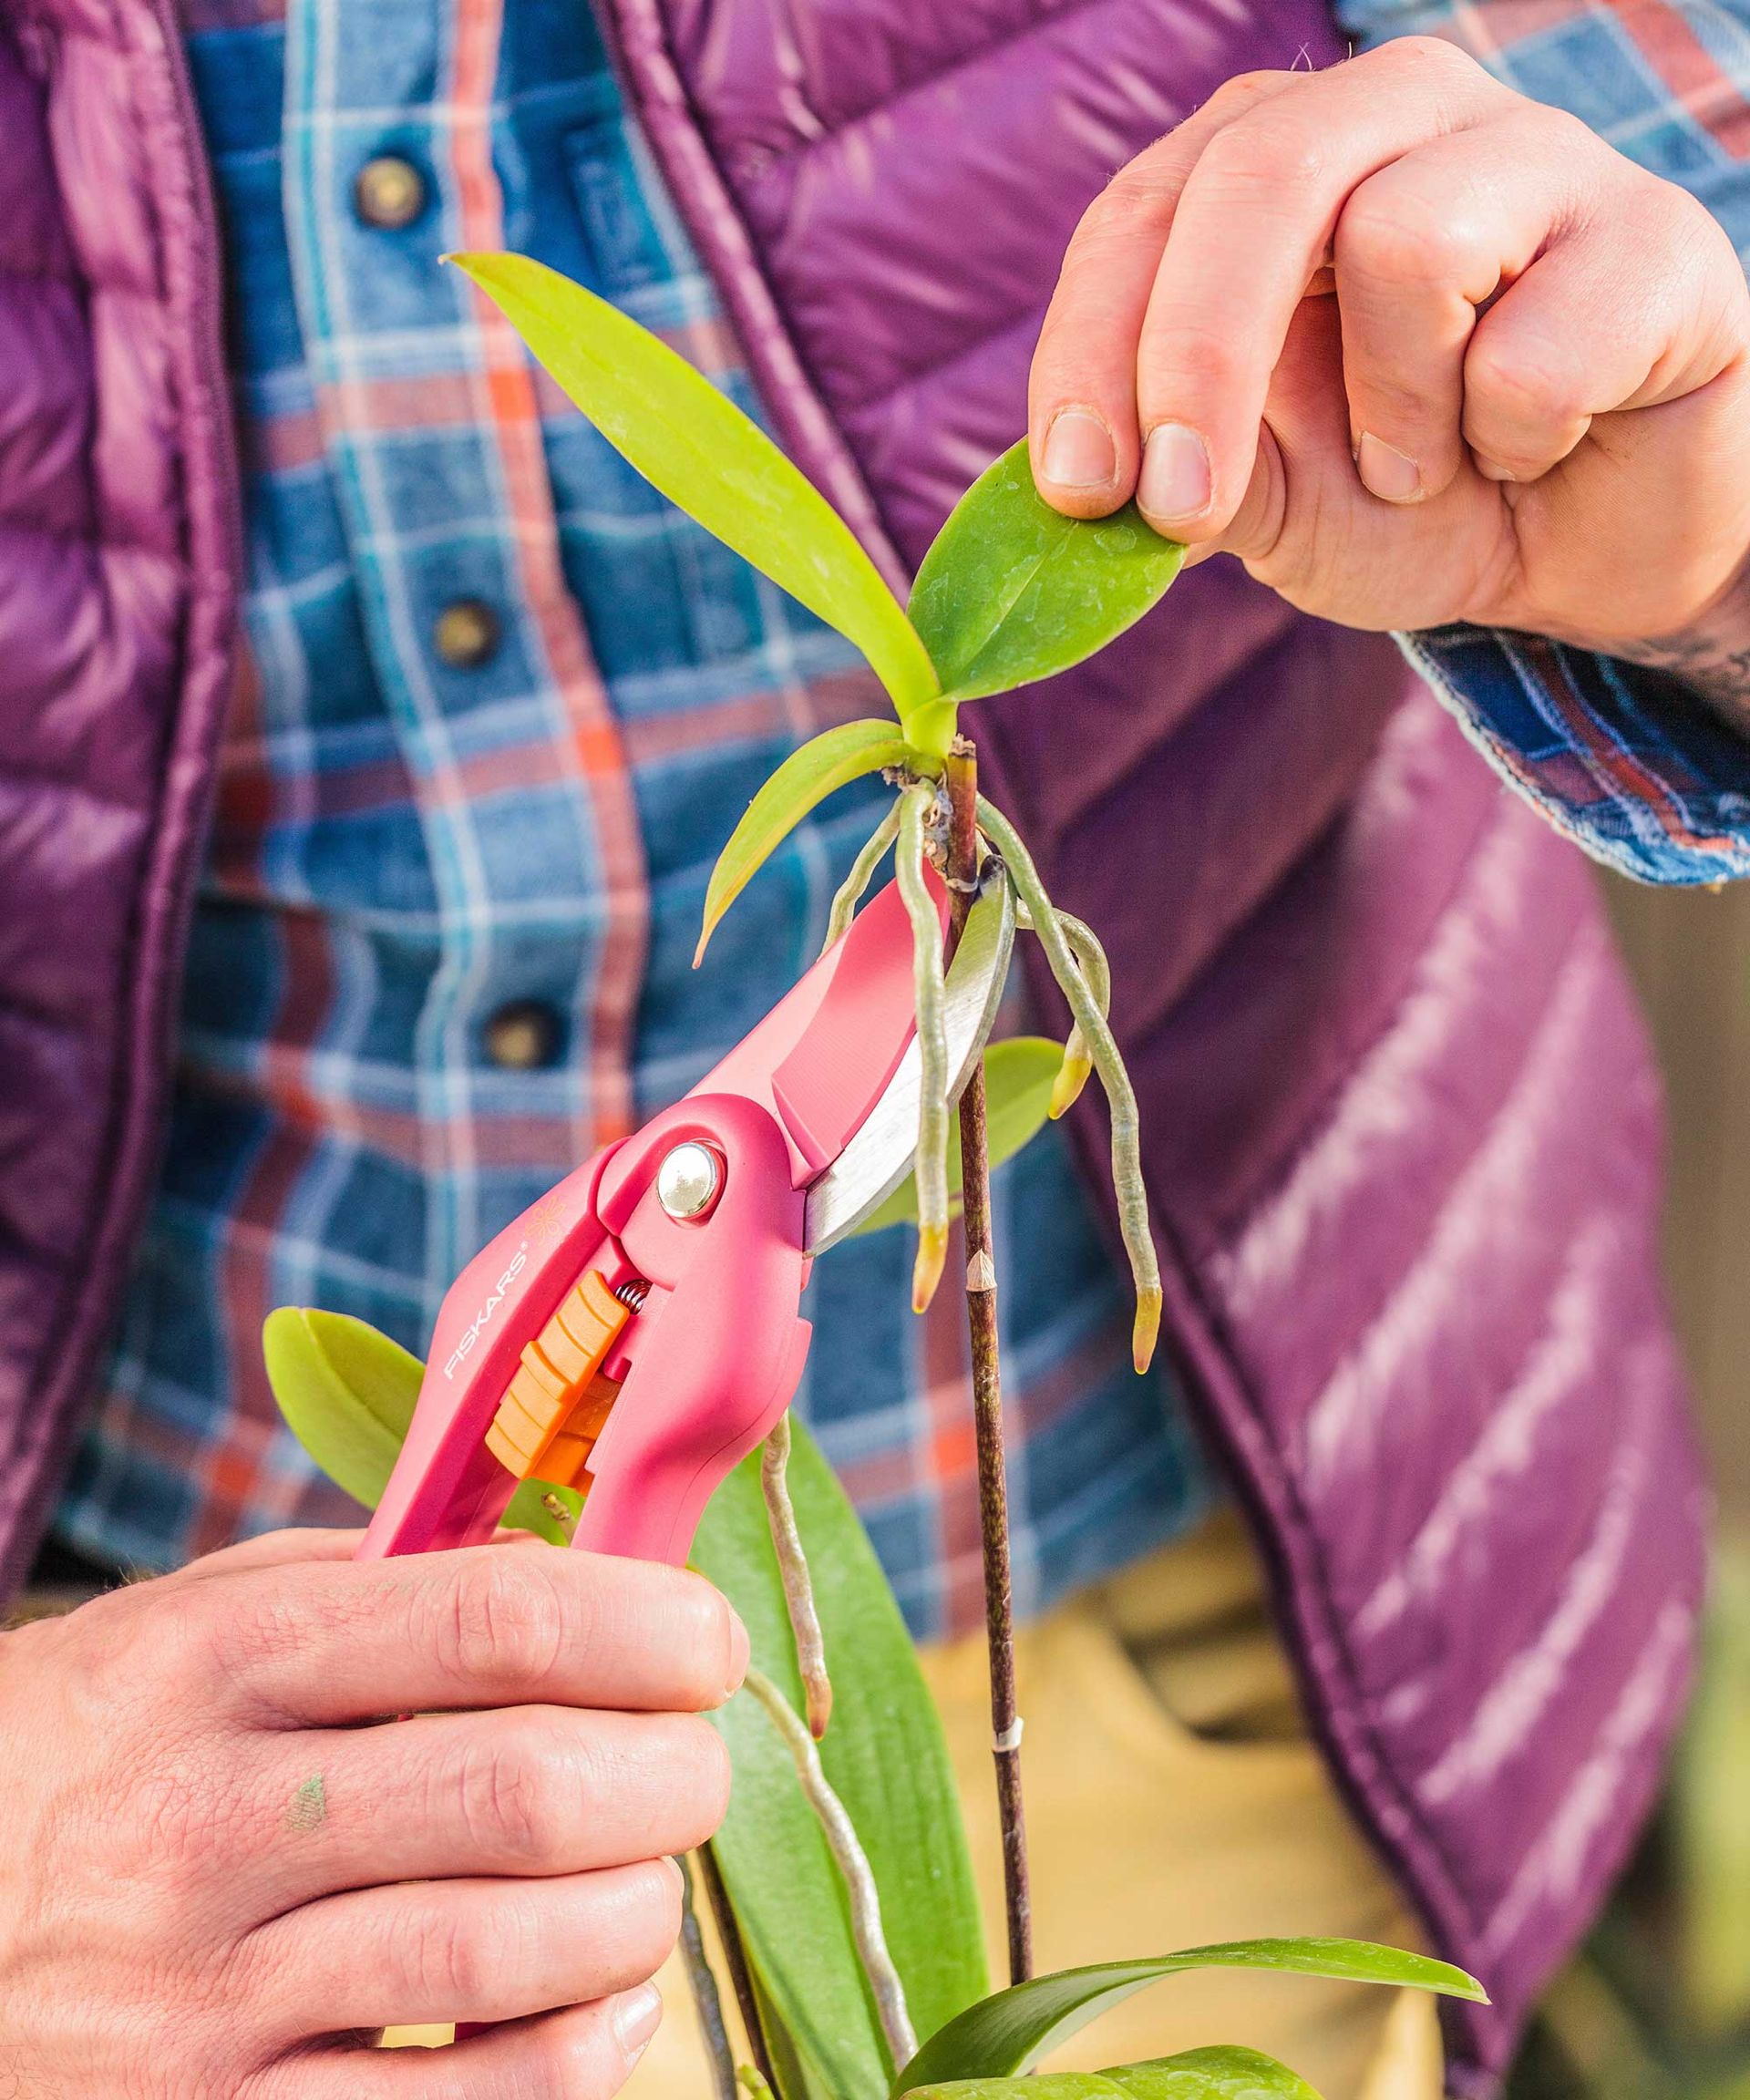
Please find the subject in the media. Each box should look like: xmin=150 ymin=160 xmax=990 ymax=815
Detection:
xmin=1508 ymin=880 xmax=1750 ymax=2099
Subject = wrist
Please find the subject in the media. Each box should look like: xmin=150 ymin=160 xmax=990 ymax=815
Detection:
xmin=1585 ymin=540 xmax=1750 ymax=736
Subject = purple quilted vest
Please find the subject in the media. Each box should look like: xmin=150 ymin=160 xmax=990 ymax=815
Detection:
xmin=0 ymin=0 xmax=1707 ymax=2087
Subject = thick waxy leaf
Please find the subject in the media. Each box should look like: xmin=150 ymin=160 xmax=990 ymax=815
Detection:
xmin=909 ymin=441 xmax=1184 ymax=705
xmin=853 ymin=1036 xmax=1061 ymax=1236
xmin=902 ymin=2044 xmax=1321 ymax=2099
xmin=698 ymin=721 xmax=914 ymax=963
xmin=449 ymin=253 xmax=943 ymax=742
xmin=752 ymin=1962 xmax=837 ymax=2100
xmin=262 ymin=1308 xmax=581 ymax=1545
xmin=893 ymin=1942 xmax=1486 ymax=2094
xmin=694 ymin=1420 xmax=987 ymax=2100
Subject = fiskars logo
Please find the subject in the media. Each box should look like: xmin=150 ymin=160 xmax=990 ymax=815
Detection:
xmin=442 ymin=1245 xmax=529 ymax=1379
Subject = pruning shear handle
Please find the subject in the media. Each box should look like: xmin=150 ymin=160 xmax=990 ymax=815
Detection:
xmin=358 ymin=871 xmax=1013 ymax=1571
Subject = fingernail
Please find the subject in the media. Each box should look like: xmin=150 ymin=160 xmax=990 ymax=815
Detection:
xmin=1138 ymin=422 xmax=1211 ymax=526
xmin=1040 ymin=408 xmax=1117 ymax=490
xmin=1356 ymin=431 xmax=1422 ymax=503
xmin=725 ymin=1607 xmax=750 ymax=1698
xmin=614 ymin=1983 xmax=664 ymax=2059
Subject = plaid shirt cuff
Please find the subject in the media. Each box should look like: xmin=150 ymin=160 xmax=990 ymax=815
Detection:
xmin=1402 ymin=623 xmax=1750 ymax=885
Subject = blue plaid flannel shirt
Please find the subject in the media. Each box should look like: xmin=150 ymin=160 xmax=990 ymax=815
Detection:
xmin=50 ymin=0 xmax=1750 ymax=1635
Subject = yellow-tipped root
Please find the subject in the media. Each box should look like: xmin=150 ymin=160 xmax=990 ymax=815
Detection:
xmin=1050 ymin=1050 xmax=1093 ymax=1119
xmin=1045 ymin=910 xmax=1109 ymax=1120
xmin=1132 ymin=1286 xmax=1163 ymax=1375
xmin=911 ymin=1221 xmax=949 ymax=1313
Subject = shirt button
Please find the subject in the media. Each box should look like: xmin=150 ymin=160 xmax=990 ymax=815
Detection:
xmin=354 ymin=156 xmax=427 ymax=230
xmin=485 ymin=1001 xmax=564 ymax=1072
xmin=435 ymin=598 xmax=501 ymax=670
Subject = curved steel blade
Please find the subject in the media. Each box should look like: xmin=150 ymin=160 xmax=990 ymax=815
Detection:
xmin=803 ymin=877 xmax=1015 ymax=1256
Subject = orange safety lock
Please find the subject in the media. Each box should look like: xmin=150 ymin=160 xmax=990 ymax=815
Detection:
xmin=486 ymin=1271 xmax=629 ymax=1487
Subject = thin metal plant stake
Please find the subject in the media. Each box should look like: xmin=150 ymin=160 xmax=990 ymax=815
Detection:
xmin=943 ymin=737 xmax=1034 ymax=1985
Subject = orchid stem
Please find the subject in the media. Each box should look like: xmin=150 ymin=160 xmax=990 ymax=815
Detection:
xmin=945 ymin=741 xmax=1033 ymax=1986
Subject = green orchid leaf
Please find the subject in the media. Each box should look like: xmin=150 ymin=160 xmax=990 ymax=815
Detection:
xmin=853 ymin=1036 xmax=1061 ymax=1236
xmin=901 ymin=2043 xmax=1322 ymax=2099
xmin=694 ymin=1418 xmax=988 ymax=2100
xmin=697 ymin=721 xmax=915 ymax=963
xmin=262 ymin=1308 xmax=581 ymax=1546
xmin=909 ymin=440 xmax=1184 ymax=705
xmin=749 ymin=1958 xmax=838 ymax=2100
xmin=893 ymin=1941 xmax=1485 ymax=2095
xmin=448 ymin=253 xmax=943 ymax=742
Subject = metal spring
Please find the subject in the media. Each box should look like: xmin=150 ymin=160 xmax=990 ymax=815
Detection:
xmin=614 ymin=1278 xmax=651 ymax=1313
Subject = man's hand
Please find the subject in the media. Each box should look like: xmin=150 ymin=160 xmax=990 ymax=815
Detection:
xmin=0 ymin=1529 xmax=745 ymax=2098
xmin=1029 ymin=37 xmax=1750 ymax=684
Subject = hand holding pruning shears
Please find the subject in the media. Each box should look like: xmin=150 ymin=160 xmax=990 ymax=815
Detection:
xmin=0 ymin=1528 xmax=738 ymax=2095
xmin=1030 ymin=38 xmax=1750 ymax=722
xmin=0 ymin=862 xmax=1013 ymax=2095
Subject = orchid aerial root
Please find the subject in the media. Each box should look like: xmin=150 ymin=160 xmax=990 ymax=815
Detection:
xmin=975 ymin=795 xmax=1161 ymax=1375
xmin=743 ymin=1666 xmax=918 ymax=2068
xmin=823 ymin=799 xmax=902 ymax=954
xmin=760 ymin=1412 xmax=833 ymax=1738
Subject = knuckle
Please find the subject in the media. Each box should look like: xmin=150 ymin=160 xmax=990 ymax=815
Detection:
xmin=1530 ymin=102 xmax=1601 ymax=161
xmin=1381 ymin=32 xmax=1488 ymax=88
xmin=1467 ymin=333 xmax=1585 ymax=428
xmin=435 ymin=1553 xmax=568 ymax=1693
xmin=535 ymin=2018 xmax=621 ymax=2098
xmin=458 ymin=1724 xmax=572 ymax=1865
xmin=1338 ymin=189 xmax=1468 ymax=289
xmin=1078 ymin=165 xmax=1178 ymax=249
xmin=1144 ymin=318 xmax=1248 ymax=399
xmin=1210 ymin=67 xmax=1292 ymax=108
xmin=403 ymin=1895 xmax=501 ymax=2010
xmin=1199 ymin=113 xmax=1328 ymax=202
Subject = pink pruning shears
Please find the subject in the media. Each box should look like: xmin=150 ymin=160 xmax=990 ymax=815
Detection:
xmin=359 ymin=871 xmax=1014 ymax=1570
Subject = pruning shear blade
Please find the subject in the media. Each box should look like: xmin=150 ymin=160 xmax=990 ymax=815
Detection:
xmin=802 ymin=875 xmax=1014 ymax=1255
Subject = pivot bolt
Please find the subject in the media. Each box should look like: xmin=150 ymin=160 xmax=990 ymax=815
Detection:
xmin=657 ymin=1142 xmax=722 ymax=1220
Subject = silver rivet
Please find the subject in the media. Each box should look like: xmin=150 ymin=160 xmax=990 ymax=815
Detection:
xmin=657 ymin=1142 xmax=721 ymax=1220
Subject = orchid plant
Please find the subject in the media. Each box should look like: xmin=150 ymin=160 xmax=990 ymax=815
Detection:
xmin=262 ymin=252 xmax=1485 ymax=2100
